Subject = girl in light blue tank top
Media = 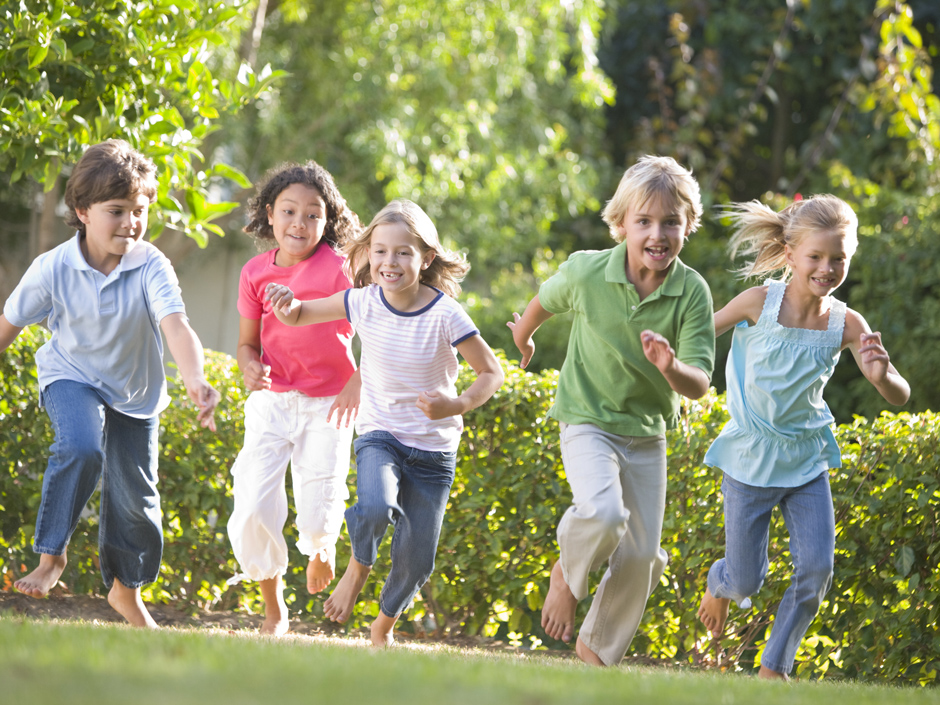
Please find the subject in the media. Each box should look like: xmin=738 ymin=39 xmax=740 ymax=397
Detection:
xmin=697 ymin=195 xmax=910 ymax=681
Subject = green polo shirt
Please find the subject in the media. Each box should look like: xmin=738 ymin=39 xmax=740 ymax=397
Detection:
xmin=539 ymin=241 xmax=715 ymax=436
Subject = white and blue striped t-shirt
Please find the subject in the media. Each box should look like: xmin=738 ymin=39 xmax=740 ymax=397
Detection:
xmin=344 ymin=284 xmax=479 ymax=452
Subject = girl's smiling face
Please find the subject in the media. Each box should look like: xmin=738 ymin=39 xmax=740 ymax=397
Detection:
xmin=368 ymin=222 xmax=435 ymax=308
xmin=267 ymin=183 xmax=327 ymax=266
xmin=785 ymin=229 xmax=850 ymax=296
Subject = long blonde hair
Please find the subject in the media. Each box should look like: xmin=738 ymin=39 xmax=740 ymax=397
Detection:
xmin=345 ymin=199 xmax=470 ymax=297
xmin=725 ymin=194 xmax=859 ymax=280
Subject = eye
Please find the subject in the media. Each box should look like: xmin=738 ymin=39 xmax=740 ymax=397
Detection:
xmin=308 ymin=213 xmax=321 ymax=220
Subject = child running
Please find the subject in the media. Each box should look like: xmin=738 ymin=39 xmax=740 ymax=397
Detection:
xmin=1 ymin=139 xmax=220 ymax=627
xmin=266 ymin=199 xmax=504 ymax=647
xmin=508 ymin=156 xmax=716 ymax=666
xmin=697 ymin=194 xmax=910 ymax=680
xmin=227 ymin=162 xmax=363 ymax=636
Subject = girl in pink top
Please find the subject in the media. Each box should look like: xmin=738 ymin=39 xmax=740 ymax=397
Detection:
xmin=227 ymin=162 xmax=362 ymax=636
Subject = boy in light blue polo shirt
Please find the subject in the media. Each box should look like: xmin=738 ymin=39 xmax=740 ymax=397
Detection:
xmin=509 ymin=156 xmax=715 ymax=666
xmin=0 ymin=139 xmax=220 ymax=628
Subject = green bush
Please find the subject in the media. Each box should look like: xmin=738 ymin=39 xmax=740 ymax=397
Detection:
xmin=1 ymin=330 xmax=938 ymax=684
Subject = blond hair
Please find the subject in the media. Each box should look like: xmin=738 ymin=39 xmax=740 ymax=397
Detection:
xmin=725 ymin=194 xmax=859 ymax=280
xmin=601 ymin=155 xmax=703 ymax=242
xmin=345 ymin=199 xmax=470 ymax=298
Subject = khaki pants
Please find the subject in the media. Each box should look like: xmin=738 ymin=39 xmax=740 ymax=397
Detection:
xmin=557 ymin=423 xmax=668 ymax=666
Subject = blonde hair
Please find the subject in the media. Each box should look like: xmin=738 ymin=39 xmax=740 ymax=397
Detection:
xmin=345 ymin=199 xmax=470 ymax=298
xmin=601 ymin=155 xmax=703 ymax=242
xmin=725 ymin=194 xmax=859 ymax=280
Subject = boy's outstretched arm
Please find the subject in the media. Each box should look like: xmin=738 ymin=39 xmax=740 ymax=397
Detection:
xmin=845 ymin=310 xmax=910 ymax=406
xmin=641 ymin=330 xmax=710 ymax=400
xmin=0 ymin=315 xmax=24 ymax=354
xmin=507 ymin=295 xmax=554 ymax=369
xmin=160 ymin=313 xmax=221 ymax=431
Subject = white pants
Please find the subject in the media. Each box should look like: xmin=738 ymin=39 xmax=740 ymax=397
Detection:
xmin=557 ymin=423 xmax=668 ymax=666
xmin=227 ymin=389 xmax=353 ymax=581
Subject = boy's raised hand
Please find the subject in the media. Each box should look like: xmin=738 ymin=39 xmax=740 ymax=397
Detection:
xmin=507 ymin=312 xmax=536 ymax=369
xmin=640 ymin=330 xmax=676 ymax=373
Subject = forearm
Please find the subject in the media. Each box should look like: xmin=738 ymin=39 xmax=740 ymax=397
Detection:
xmin=873 ymin=368 xmax=911 ymax=406
xmin=662 ymin=360 xmax=710 ymax=400
xmin=512 ymin=296 xmax=553 ymax=346
xmin=162 ymin=314 xmax=208 ymax=388
xmin=456 ymin=367 xmax=505 ymax=414
xmin=0 ymin=315 xmax=24 ymax=353
xmin=236 ymin=342 xmax=262 ymax=373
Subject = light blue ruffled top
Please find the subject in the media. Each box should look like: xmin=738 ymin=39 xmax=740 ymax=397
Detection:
xmin=704 ymin=279 xmax=845 ymax=488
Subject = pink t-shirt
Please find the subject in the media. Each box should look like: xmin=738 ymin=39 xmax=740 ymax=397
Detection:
xmin=238 ymin=246 xmax=355 ymax=398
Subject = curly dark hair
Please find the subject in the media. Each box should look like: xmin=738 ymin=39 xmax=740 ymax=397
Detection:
xmin=243 ymin=161 xmax=361 ymax=251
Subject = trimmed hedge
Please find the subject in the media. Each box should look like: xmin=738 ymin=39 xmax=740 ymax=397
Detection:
xmin=1 ymin=327 xmax=937 ymax=683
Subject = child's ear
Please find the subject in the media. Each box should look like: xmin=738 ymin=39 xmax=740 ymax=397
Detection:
xmin=76 ymin=208 xmax=91 ymax=225
xmin=266 ymin=203 xmax=274 ymax=225
xmin=421 ymin=251 xmax=436 ymax=270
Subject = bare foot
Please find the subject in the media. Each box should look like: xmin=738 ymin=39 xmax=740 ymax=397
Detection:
xmin=697 ymin=586 xmax=731 ymax=638
xmin=107 ymin=580 xmax=158 ymax=628
xmin=370 ymin=612 xmax=397 ymax=648
xmin=576 ymin=636 xmax=606 ymax=666
xmin=541 ymin=560 xmax=577 ymax=642
xmin=323 ymin=557 xmax=371 ymax=623
xmin=14 ymin=552 xmax=67 ymax=598
xmin=307 ymin=553 xmax=335 ymax=594
xmin=259 ymin=576 xmax=289 ymax=636
xmin=758 ymin=665 xmax=790 ymax=681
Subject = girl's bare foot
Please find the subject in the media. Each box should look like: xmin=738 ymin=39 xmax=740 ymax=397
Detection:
xmin=323 ymin=557 xmax=371 ymax=622
xmin=758 ymin=665 xmax=790 ymax=681
xmin=576 ymin=636 xmax=605 ymax=666
xmin=107 ymin=580 xmax=158 ymax=628
xmin=307 ymin=554 xmax=335 ymax=594
xmin=697 ymin=586 xmax=731 ymax=638
xmin=14 ymin=552 xmax=67 ymax=598
xmin=259 ymin=575 xmax=289 ymax=636
xmin=370 ymin=612 xmax=397 ymax=648
xmin=541 ymin=560 xmax=577 ymax=642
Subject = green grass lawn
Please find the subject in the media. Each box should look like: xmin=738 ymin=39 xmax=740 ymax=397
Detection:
xmin=3 ymin=615 xmax=937 ymax=705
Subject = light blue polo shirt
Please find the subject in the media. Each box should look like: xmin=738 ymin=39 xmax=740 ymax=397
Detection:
xmin=539 ymin=241 xmax=715 ymax=436
xmin=3 ymin=233 xmax=186 ymax=418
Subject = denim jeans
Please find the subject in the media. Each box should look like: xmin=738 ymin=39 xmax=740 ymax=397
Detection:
xmin=347 ymin=431 xmax=456 ymax=618
xmin=707 ymin=472 xmax=835 ymax=675
xmin=35 ymin=380 xmax=162 ymax=589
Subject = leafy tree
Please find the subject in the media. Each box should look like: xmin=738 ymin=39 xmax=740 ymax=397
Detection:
xmin=0 ymin=0 xmax=282 ymax=259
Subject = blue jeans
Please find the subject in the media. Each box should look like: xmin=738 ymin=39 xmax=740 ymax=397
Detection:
xmin=35 ymin=380 xmax=162 ymax=589
xmin=347 ymin=431 xmax=456 ymax=618
xmin=707 ymin=472 xmax=835 ymax=675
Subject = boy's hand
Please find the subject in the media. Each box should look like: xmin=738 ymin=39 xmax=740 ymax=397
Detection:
xmin=188 ymin=380 xmax=221 ymax=432
xmin=507 ymin=312 xmax=536 ymax=369
xmin=641 ymin=330 xmax=676 ymax=374
xmin=265 ymin=283 xmax=296 ymax=317
xmin=416 ymin=389 xmax=461 ymax=420
xmin=242 ymin=360 xmax=272 ymax=391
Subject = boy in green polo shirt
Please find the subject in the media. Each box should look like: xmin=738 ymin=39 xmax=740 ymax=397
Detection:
xmin=508 ymin=155 xmax=714 ymax=666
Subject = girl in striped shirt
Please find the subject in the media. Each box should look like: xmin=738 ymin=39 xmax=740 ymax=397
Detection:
xmin=266 ymin=199 xmax=503 ymax=647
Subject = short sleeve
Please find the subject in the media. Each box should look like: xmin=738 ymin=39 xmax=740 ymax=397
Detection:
xmin=143 ymin=250 xmax=186 ymax=323
xmin=675 ymin=275 xmax=715 ymax=378
xmin=537 ymin=259 xmax=574 ymax=315
xmin=237 ymin=263 xmax=264 ymax=320
xmin=344 ymin=287 xmax=362 ymax=326
xmin=446 ymin=301 xmax=479 ymax=346
xmin=3 ymin=257 xmax=52 ymax=327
